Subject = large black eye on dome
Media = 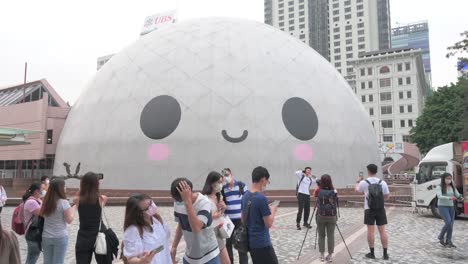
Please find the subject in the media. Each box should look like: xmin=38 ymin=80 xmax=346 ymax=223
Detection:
xmin=140 ymin=95 xmax=181 ymax=140
xmin=282 ymin=97 xmax=319 ymax=141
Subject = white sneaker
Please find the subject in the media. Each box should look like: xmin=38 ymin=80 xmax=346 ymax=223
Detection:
xmin=319 ymin=253 xmax=325 ymax=262
xmin=325 ymin=254 xmax=333 ymax=262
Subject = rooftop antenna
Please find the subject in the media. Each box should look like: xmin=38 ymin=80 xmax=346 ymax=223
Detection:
xmin=22 ymin=62 xmax=27 ymax=102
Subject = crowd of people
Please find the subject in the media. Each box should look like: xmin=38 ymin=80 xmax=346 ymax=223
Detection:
xmin=0 ymin=164 xmax=463 ymax=264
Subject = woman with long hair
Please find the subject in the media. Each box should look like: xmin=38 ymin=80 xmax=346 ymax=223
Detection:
xmin=75 ymin=172 xmax=109 ymax=264
xmin=0 ymin=219 xmax=21 ymax=264
xmin=314 ymin=174 xmax=338 ymax=263
xmin=40 ymin=179 xmax=77 ymax=264
xmin=436 ymin=172 xmax=462 ymax=248
xmin=202 ymin=171 xmax=230 ymax=264
xmin=122 ymin=194 xmax=171 ymax=263
xmin=23 ymin=183 xmax=43 ymax=264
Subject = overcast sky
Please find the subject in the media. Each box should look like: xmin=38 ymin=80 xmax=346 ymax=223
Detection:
xmin=1 ymin=0 xmax=467 ymax=104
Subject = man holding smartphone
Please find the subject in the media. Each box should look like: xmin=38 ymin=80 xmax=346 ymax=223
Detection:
xmin=295 ymin=167 xmax=317 ymax=230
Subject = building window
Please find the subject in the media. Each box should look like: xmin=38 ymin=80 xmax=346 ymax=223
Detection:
xmin=346 ymin=39 xmax=352 ymax=44
xmin=362 ymin=95 xmax=366 ymax=103
xmin=406 ymin=77 xmax=412 ymax=85
xmin=397 ymin=63 xmax=403 ymax=72
xmin=381 ymin=106 xmax=392 ymax=115
xmin=407 ymin=91 xmax=412 ymax=99
xmin=357 ymin=11 xmax=364 ymax=17
xmin=357 ymin=22 xmax=364 ymax=28
xmin=358 ymin=30 xmax=365 ymax=35
xmin=403 ymin=135 xmax=411 ymax=142
xmin=47 ymin=129 xmax=53 ymax=144
xmin=299 ymin=4 xmax=304 ymax=10
xmin=334 ymin=27 xmax=340 ymax=33
xmin=380 ymin=92 xmax=392 ymax=101
xmin=289 ymin=26 xmax=295 ymax=30
xmin=407 ymin=105 xmax=413 ymax=113
xmin=401 ymin=120 xmax=406 ymax=128
xmin=399 ymin=91 xmax=404 ymax=99
xmin=279 ymin=15 xmax=284 ymax=20
xmin=288 ymin=0 xmax=294 ymax=5
xmin=299 ymin=11 xmax=305 ymax=16
xmin=367 ymin=68 xmax=373 ymax=75
xmin=405 ymin=62 xmax=411 ymax=71
xmin=299 ymin=24 xmax=305 ymax=29
xmin=357 ymin=0 xmax=363 ymax=2
xmin=360 ymin=68 xmax=365 ymax=76
xmin=299 ymin=0 xmax=304 ymax=2
xmin=372 ymin=121 xmax=375 ymax=127
xmin=358 ymin=44 xmax=365 ymax=49
xmin=333 ymin=3 xmax=339 ymax=8
xmin=333 ymin=16 xmax=339 ymax=22
xmin=345 ymin=14 xmax=352 ymax=20
xmin=334 ymin=48 xmax=341 ymax=53
xmin=346 ymin=53 xmax=353 ymax=59
xmin=361 ymin=82 xmax=366 ymax=89
xmin=279 ymin=22 xmax=285 ymax=27
xmin=408 ymin=120 xmax=414 ymax=127
xmin=345 ymin=0 xmax=351 ymax=5
xmin=346 ymin=46 xmax=353 ymax=51
xmin=333 ymin=10 xmax=339 ymax=15
xmin=279 ymin=3 xmax=284 ymax=8
xmin=279 ymin=10 xmax=284 ymax=14
xmin=289 ymin=13 xmax=294 ymax=18
xmin=358 ymin=37 xmax=365 ymax=42
xmin=334 ymin=34 xmax=340 ymax=39
xmin=379 ymin=66 xmax=390 ymax=74
xmin=369 ymin=108 xmax=374 ymax=116
xmin=400 ymin=105 xmax=404 ymax=113
xmin=289 ymin=19 xmax=294 ymax=24
xmin=334 ymin=41 xmax=340 ymax=46
xmin=381 ymin=120 xmax=393 ymax=129
xmin=369 ymin=94 xmax=373 ymax=102
xmin=299 ymin=17 xmax=305 ymax=22
xmin=345 ymin=25 xmax=352 ymax=31
xmin=383 ymin=135 xmax=393 ymax=142
xmin=334 ymin=55 xmax=341 ymax=60
xmin=345 ymin=7 xmax=351 ymax=12
xmin=357 ymin=4 xmax=364 ymax=10
xmin=368 ymin=81 xmax=373 ymax=88
xmin=346 ymin=32 xmax=352 ymax=38
xmin=379 ymin=78 xmax=391 ymax=88
xmin=280 ymin=28 xmax=284 ymax=31
xmin=398 ymin=78 xmax=403 ymax=86
xmin=347 ymin=67 xmax=353 ymax=73
xmin=335 ymin=62 xmax=341 ymax=67
xmin=288 ymin=7 xmax=294 ymax=12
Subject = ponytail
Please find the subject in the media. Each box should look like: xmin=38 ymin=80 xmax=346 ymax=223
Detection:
xmin=22 ymin=183 xmax=41 ymax=202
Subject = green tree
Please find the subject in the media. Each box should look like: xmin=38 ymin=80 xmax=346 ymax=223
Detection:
xmin=410 ymin=78 xmax=466 ymax=154
xmin=446 ymin=30 xmax=468 ymax=75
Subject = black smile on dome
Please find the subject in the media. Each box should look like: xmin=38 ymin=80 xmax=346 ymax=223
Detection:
xmin=222 ymin=130 xmax=248 ymax=143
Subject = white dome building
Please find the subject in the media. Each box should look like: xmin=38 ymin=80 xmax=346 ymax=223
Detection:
xmin=54 ymin=18 xmax=379 ymax=190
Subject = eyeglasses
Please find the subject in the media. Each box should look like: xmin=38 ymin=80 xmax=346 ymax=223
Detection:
xmin=142 ymin=201 xmax=154 ymax=211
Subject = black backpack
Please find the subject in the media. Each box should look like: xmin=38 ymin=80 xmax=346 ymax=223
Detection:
xmin=366 ymin=179 xmax=385 ymax=210
xmin=232 ymin=192 xmax=255 ymax=253
xmin=317 ymin=190 xmax=338 ymax=218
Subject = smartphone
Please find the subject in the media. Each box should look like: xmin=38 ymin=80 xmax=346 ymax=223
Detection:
xmin=271 ymin=200 xmax=280 ymax=207
xmin=96 ymin=173 xmax=104 ymax=180
xmin=150 ymin=245 xmax=164 ymax=255
xmin=359 ymin=172 xmax=364 ymax=177
xmin=68 ymin=197 xmax=75 ymax=206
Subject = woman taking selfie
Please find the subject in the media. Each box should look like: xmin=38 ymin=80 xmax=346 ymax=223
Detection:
xmin=202 ymin=171 xmax=230 ymax=264
xmin=75 ymin=172 xmax=109 ymax=264
xmin=436 ymin=172 xmax=463 ymax=248
xmin=40 ymin=179 xmax=77 ymax=264
xmin=122 ymin=193 xmax=171 ymax=264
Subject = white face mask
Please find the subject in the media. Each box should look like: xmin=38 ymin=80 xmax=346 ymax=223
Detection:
xmin=45 ymin=180 xmax=50 ymax=185
xmin=445 ymin=179 xmax=452 ymax=185
xmin=41 ymin=190 xmax=47 ymax=197
xmin=145 ymin=201 xmax=158 ymax=216
xmin=213 ymin=183 xmax=223 ymax=193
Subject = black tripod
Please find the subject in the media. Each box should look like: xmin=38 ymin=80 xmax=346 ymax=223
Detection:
xmin=297 ymin=196 xmax=353 ymax=260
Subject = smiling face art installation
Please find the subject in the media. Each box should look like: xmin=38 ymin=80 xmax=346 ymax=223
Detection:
xmin=53 ymin=18 xmax=379 ymax=190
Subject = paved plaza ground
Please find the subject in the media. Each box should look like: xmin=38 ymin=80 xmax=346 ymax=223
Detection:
xmin=1 ymin=205 xmax=467 ymax=263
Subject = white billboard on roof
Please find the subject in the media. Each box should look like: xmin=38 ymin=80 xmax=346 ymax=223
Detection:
xmin=140 ymin=10 xmax=177 ymax=35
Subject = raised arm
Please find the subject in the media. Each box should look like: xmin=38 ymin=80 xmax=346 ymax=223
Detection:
xmin=178 ymin=181 xmax=206 ymax=233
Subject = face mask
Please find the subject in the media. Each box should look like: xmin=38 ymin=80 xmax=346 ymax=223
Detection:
xmin=45 ymin=180 xmax=50 ymax=185
xmin=145 ymin=201 xmax=158 ymax=216
xmin=225 ymin=176 xmax=233 ymax=185
xmin=214 ymin=183 xmax=223 ymax=193
xmin=41 ymin=190 xmax=47 ymax=197
xmin=445 ymin=179 xmax=452 ymax=185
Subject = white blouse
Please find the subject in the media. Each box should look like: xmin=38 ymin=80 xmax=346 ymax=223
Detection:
xmin=123 ymin=217 xmax=172 ymax=264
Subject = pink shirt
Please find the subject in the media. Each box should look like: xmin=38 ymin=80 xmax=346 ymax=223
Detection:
xmin=23 ymin=198 xmax=42 ymax=232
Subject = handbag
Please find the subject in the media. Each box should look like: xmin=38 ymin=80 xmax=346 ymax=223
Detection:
xmin=95 ymin=206 xmax=107 ymax=255
xmin=232 ymin=192 xmax=256 ymax=253
xmin=25 ymin=215 xmax=44 ymax=244
xmin=214 ymin=215 xmax=234 ymax=239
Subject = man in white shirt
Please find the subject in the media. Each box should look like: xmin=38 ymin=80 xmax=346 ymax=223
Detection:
xmin=295 ymin=167 xmax=317 ymax=230
xmin=355 ymin=164 xmax=390 ymax=260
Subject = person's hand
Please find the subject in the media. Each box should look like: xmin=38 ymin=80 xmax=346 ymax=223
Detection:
xmin=171 ymin=247 xmax=178 ymax=264
xmin=218 ymin=201 xmax=227 ymax=212
xmin=217 ymin=220 xmax=224 ymax=229
xmin=357 ymin=176 xmax=363 ymax=182
xmin=141 ymin=250 xmax=157 ymax=264
xmin=72 ymin=196 xmax=79 ymax=205
xmin=451 ymin=196 xmax=458 ymax=201
xmin=177 ymin=181 xmax=192 ymax=204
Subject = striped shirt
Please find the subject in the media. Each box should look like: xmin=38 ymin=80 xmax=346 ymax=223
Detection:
xmin=174 ymin=193 xmax=219 ymax=264
xmin=223 ymin=181 xmax=248 ymax=220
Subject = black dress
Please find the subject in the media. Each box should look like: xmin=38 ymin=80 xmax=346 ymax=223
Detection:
xmin=75 ymin=202 xmax=110 ymax=264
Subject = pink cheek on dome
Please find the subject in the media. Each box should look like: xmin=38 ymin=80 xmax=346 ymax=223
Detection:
xmin=294 ymin=144 xmax=314 ymax=161
xmin=148 ymin=144 xmax=170 ymax=161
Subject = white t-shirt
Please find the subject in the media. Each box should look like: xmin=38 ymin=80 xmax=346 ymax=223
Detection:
xmin=123 ymin=217 xmax=172 ymax=264
xmin=357 ymin=177 xmax=390 ymax=210
xmin=295 ymin=171 xmax=317 ymax=195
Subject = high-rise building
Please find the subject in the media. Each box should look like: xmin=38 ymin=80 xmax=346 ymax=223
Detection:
xmin=264 ymin=0 xmax=329 ymax=60
xmin=265 ymin=0 xmax=391 ymax=86
xmin=350 ymin=48 xmax=428 ymax=143
xmin=392 ymin=21 xmax=432 ymax=85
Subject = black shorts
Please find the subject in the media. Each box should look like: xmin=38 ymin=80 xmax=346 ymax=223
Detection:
xmin=364 ymin=208 xmax=387 ymax=226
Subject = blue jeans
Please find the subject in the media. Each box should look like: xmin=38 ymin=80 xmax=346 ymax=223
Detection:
xmin=26 ymin=239 xmax=41 ymax=264
xmin=183 ymin=255 xmax=220 ymax=264
xmin=438 ymin=206 xmax=456 ymax=241
xmin=43 ymin=236 xmax=69 ymax=264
